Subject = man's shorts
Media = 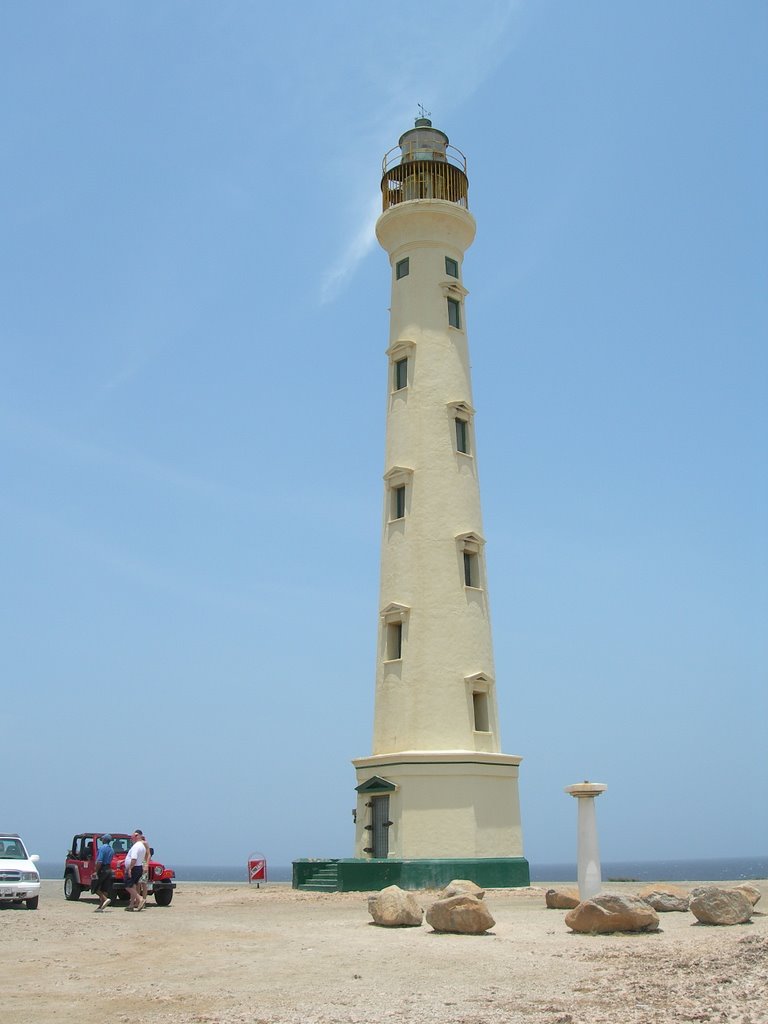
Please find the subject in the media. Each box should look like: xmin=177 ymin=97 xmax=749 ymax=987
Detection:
xmin=96 ymin=867 xmax=113 ymax=894
xmin=126 ymin=865 xmax=143 ymax=887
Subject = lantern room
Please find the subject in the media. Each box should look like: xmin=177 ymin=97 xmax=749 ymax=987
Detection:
xmin=380 ymin=117 xmax=469 ymax=211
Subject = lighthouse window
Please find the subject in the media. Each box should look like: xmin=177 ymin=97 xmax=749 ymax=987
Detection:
xmin=395 ymin=257 xmax=410 ymax=280
xmin=447 ymin=297 xmax=461 ymax=329
xmin=464 ymin=550 xmax=480 ymax=588
xmin=385 ymin=621 xmax=403 ymax=661
xmin=472 ymin=691 xmax=490 ymax=732
xmin=394 ymin=357 xmax=408 ymax=391
xmin=391 ymin=485 xmax=406 ymax=521
xmin=445 ymin=256 xmax=459 ymax=278
xmin=455 ymin=417 xmax=470 ymax=454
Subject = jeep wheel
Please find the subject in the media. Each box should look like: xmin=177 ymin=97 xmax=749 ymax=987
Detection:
xmin=64 ymin=873 xmax=82 ymax=901
xmin=154 ymin=888 xmax=173 ymax=907
xmin=26 ymin=896 xmax=39 ymax=910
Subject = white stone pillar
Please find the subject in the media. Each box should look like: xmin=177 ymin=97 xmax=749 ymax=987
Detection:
xmin=564 ymin=782 xmax=607 ymax=900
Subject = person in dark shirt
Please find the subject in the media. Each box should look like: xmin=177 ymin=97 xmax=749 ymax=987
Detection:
xmin=94 ymin=834 xmax=114 ymax=911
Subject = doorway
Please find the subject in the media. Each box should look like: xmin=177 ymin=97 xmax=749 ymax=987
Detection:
xmin=371 ymin=795 xmax=390 ymax=858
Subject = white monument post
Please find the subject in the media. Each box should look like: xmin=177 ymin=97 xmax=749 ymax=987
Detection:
xmin=565 ymin=781 xmax=607 ymax=900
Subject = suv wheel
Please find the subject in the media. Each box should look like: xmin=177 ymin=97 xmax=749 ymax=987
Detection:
xmin=154 ymin=888 xmax=173 ymax=907
xmin=26 ymin=896 xmax=39 ymax=910
xmin=64 ymin=873 xmax=82 ymax=901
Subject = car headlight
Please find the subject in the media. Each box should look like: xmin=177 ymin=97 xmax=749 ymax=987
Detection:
xmin=21 ymin=871 xmax=39 ymax=882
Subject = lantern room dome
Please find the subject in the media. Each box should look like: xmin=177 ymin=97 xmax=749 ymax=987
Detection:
xmin=381 ymin=117 xmax=468 ymax=212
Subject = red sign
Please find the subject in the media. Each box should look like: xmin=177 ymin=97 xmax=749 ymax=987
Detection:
xmin=247 ymin=853 xmax=266 ymax=884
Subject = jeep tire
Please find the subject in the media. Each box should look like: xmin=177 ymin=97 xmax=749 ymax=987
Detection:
xmin=154 ymin=888 xmax=173 ymax=907
xmin=64 ymin=872 xmax=82 ymax=901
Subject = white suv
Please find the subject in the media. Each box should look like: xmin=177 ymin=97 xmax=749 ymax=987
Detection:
xmin=0 ymin=833 xmax=41 ymax=909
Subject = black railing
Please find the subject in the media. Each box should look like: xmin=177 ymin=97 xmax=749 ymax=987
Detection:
xmin=381 ymin=159 xmax=469 ymax=211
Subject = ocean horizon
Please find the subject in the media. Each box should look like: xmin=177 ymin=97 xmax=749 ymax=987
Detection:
xmin=40 ymin=854 xmax=767 ymax=884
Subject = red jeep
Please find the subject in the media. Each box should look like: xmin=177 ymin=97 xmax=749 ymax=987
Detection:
xmin=64 ymin=833 xmax=176 ymax=906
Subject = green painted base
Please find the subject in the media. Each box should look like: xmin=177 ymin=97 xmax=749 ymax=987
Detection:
xmin=293 ymin=857 xmax=530 ymax=892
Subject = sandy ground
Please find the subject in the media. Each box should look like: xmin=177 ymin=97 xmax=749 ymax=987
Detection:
xmin=3 ymin=879 xmax=767 ymax=1024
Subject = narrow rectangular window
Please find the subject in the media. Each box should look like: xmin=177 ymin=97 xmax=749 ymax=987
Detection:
xmin=386 ymin=621 xmax=403 ymax=660
xmin=455 ymin=417 xmax=469 ymax=454
xmin=472 ymin=691 xmax=490 ymax=732
xmin=445 ymin=256 xmax=459 ymax=278
xmin=396 ymin=257 xmax=409 ymax=279
xmin=464 ymin=551 xmax=479 ymax=588
xmin=394 ymin=357 xmax=408 ymax=391
xmin=391 ymin=485 xmax=406 ymax=520
xmin=447 ymin=297 xmax=461 ymax=328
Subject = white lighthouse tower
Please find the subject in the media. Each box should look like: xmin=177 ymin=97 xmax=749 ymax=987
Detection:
xmin=347 ymin=117 xmax=528 ymax=890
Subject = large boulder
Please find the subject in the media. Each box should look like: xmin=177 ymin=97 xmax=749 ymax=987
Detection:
xmin=689 ymin=887 xmax=753 ymax=925
xmin=438 ymin=879 xmax=485 ymax=900
xmin=734 ymin=884 xmax=761 ymax=907
xmin=565 ymin=893 xmax=660 ymax=933
xmin=367 ymin=885 xmax=424 ymax=927
xmin=426 ymin=893 xmax=495 ymax=934
xmin=638 ymin=885 xmax=690 ymax=913
xmin=545 ymin=888 xmax=580 ymax=910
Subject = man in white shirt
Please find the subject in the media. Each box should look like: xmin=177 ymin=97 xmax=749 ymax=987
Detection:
xmin=124 ymin=831 xmax=147 ymax=911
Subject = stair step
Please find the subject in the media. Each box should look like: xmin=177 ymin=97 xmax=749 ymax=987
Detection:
xmin=296 ymin=861 xmax=341 ymax=892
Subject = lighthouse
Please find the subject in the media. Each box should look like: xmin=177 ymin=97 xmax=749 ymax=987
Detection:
xmin=347 ymin=117 xmax=528 ymax=890
xmin=291 ymin=116 xmax=529 ymax=892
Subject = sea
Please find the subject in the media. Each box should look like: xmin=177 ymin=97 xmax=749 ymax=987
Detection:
xmin=40 ymin=855 xmax=766 ymax=884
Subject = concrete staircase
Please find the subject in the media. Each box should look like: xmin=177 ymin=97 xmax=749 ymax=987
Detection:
xmin=296 ymin=861 xmax=340 ymax=892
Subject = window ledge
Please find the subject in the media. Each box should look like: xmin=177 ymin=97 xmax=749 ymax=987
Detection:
xmin=387 ymin=339 xmax=416 ymax=358
xmin=441 ymin=281 xmax=469 ymax=299
xmin=384 ymin=466 xmax=414 ymax=486
xmin=456 ymin=531 xmax=486 ymax=551
xmin=448 ymin=400 xmax=475 ymax=416
xmin=380 ymin=602 xmax=410 ymax=622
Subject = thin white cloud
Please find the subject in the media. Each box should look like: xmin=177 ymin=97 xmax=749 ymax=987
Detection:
xmin=320 ymin=194 xmax=381 ymax=305
xmin=318 ymin=0 xmax=524 ymax=303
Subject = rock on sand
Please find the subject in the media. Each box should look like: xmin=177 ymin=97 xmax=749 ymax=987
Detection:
xmin=438 ymin=879 xmax=485 ymax=900
xmin=426 ymin=893 xmax=495 ymax=934
xmin=565 ymin=893 xmax=660 ymax=933
xmin=367 ymin=885 xmax=424 ymax=927
xmin=545 ymin=888 xmax=580 ymax=910
xmin=638 ymin=885 xmax=690 ymax=913
xmin=689 ymin=887 xmax=753 ymax=926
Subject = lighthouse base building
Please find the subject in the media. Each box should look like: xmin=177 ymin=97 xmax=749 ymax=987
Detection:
xmin=293 ymin=118 xmax=528 ymax=892
xmin=345 ymin=751 xmax=527 ymax=890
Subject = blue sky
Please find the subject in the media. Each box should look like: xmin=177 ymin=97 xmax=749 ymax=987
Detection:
xmin=2 ymin=1 xmax=766 ymax=869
